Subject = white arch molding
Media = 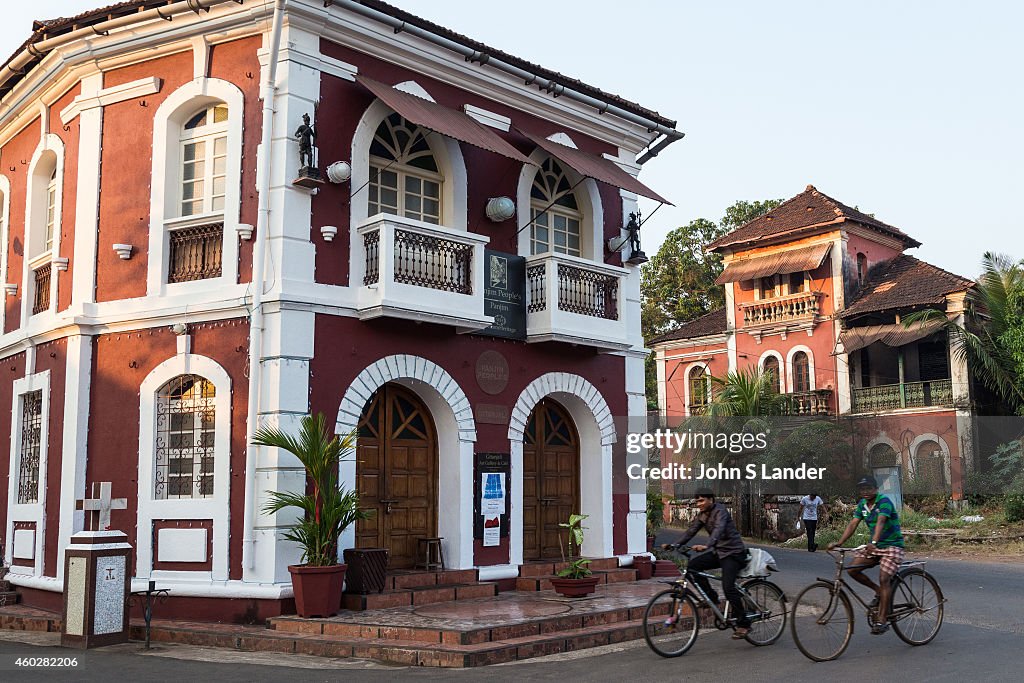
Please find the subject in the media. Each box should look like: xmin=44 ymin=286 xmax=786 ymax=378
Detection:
xmin=757 ymin=349 xmax=786 ymax=392
xmin=864 ymin=434 xmax=902 ymax=471
xmin=335 ymin=355 xmax=477 ymax=569
xmin=22 ymin=133 xmax=66 ymax=322
xmin=909 ymin=433 xmax=952 ymax=488
xmin=137 ymin=352 xmax=233 ymax=582
xmin=682 ymin=361 xmax=712 ymax=415
xmin=786 ymin=345 xmax=816 ymax=392
xmin=508 ymin=372 xmax=616 ymax=562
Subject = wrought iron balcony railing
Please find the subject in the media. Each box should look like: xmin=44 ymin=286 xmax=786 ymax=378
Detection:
xmin=851 ymin=379 xmax=954 ymax=413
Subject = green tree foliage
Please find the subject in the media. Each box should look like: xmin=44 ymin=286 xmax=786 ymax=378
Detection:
xmin=641 ymin=199 xmax=783 ymax=409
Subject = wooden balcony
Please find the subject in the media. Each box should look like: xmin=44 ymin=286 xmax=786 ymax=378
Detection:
xmin=355 ymin=214 xmax=491 ymax=331
xmin=740 ymin=291 xmax=823 ymax=328
xmin=851 ymin=379 xmax=954 ymax=413
xmin=525 ymin=253 xmax=628 ymax=350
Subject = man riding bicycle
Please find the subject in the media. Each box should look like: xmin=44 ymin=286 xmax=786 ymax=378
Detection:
xmin=828 ymin=475 xmax=905 ymax=635
xmin=665 ymin=488 xmax=750 ymax=639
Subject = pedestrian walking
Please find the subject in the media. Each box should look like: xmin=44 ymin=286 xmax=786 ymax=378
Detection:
xmin=799 ymin=493 xmax=826 ymax=552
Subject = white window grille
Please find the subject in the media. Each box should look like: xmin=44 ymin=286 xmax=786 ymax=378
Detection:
xmin=155 ymin=375 xmax=216 ymax=499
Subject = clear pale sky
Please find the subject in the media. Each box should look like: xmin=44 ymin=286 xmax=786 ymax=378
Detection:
xmin=4 ymin=1 xmax=1023 ymax=278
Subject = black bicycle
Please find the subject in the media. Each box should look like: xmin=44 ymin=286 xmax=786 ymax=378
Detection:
xmin=790 ymin=545 xmax=945 ymax=661
xmin=642 ymin=546 xmax=787 ymax=657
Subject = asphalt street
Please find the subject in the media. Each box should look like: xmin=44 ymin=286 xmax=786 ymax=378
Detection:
xmin=1 ymin=539 xmax=1021 ymax=682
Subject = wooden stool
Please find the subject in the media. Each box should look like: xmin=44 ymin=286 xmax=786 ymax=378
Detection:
xmin=416 ymin=537 xmax=445 ymax=571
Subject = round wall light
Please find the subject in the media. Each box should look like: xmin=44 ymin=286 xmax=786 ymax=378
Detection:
xmin=485 ymin=196 xmax=515 ymax=223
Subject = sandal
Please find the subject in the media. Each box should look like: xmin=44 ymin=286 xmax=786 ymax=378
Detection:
xmin=731 ymin=627 xmax=750 ymax=639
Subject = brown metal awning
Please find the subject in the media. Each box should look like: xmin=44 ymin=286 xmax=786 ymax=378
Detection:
xmin=519 ymin=131 xmax=673 ymax=205
xmin=839 ymin=319 xmax=945 ymax=353
xmin=715 ymin=242 xmax=832 ymax=284
xmin=356 ymin=75 xmax=534 ymax=165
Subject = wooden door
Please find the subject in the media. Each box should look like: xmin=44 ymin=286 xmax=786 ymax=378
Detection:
xmin=356 ymin=384 xmax=437 ymax=569
xmin=523 ymin=400 xmax=580 ymax=560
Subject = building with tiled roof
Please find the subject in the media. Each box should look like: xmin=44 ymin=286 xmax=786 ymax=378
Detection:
xmin=653 ymin=184 xmax=981 ymax=505
xmin=0 ymin=0 xmax=682 ymax=621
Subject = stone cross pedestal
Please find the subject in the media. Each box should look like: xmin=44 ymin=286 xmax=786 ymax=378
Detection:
xmin=62 ymin=482 xmax=132 ymax=649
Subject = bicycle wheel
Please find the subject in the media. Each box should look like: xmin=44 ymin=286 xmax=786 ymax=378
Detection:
xmin=643 ymin=589 xmax=701 ymax=657
xmin=790 ymin=581 xmax=854 ymax=662
xmin=740 ymin=579 xmax=787 ymax=646
xmin=890 ymin=568 xmax=944 ymax=645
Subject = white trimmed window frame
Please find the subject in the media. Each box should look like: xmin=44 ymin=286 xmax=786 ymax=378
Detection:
xmin=786 ymin=345 xmax=816 ymax=392
xmin=368 ymin=113 xmax=445 ymax=225
xmin=147 ymin=78 xmax=244 ymax=297
xmin=179 ymin=105 xmax=230 ymax=218
xmin=516 ymin=143 xmax=603 ymax=263
xmin=4 ymin=370 xmax=51 ymax=577
xmin=683 ymin=361 xmax=712 ymax=415
xmin=909 ymin=433 xmax=952 ymax=488
xmin=758 ymin=349 xmax=786 ymax=393
xmin=22 ymin=134 xmax=65 ymax=322
xmin=0 ymin=174 xmax=10 ymax=333
xmin=137 ymin=353 xmax=232 ymax=582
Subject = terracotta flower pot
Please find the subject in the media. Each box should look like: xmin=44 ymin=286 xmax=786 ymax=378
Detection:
xmin=550 ymin=576 xmax=600 ymax=598
xmin=289 ymin=564 xmax=347 ymax=618
xmin=633 ymin=555 xmax=653 ymax=580
xmin=652 ymin=559 xmax=681 ymax=577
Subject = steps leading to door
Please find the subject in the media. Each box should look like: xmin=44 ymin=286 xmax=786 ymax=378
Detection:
xmin=340 ymin=568 xmax=497 ymax=611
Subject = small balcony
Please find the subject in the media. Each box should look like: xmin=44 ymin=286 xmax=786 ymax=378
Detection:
xmin=168 ymin=222 xmax=223 ymax=283
xmin=355 ymin=214 xmax=491 ymax=331
xmin=781 ymin=389 xmax=834 ymax=416
xmin=740 ymin=291 xmax=823 ymax=328
xmin=851 ymin=379 xmax=954 ymax=413
xmin=525 ymin=253 xmax=628 ymax=350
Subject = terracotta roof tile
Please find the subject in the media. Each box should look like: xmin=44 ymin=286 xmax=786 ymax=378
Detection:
xmin=708 ymin=185 xmax=920 ymax=251
xmin=649 ymin=309 xmax=728 ymax=345
xmin=840 ymin=255 xmax=974 ymax=319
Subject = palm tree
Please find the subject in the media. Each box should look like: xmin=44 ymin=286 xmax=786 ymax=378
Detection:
xmin=905 ymin=252 xmax=1024 ymax=415
xmin=706 ymin=368 xmax=786 ymax=417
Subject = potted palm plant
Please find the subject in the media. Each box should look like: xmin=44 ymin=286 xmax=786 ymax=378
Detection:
xmin=253 ymin=413 xmax=372 ymax=618
xmin=550 ymin=514 xmax=600 ymax=598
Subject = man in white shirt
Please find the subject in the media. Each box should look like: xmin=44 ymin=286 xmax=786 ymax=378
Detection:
xmin=799 ymin=493 xmax=826 ymax=552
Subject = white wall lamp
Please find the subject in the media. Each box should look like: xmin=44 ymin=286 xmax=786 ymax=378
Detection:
xmin=113 ymin=244 xmax=133 ymax=260
xmin=326 ymin=161 xmax=352 ymax=184
xmin=237 ymin=223 xmax=254 ymax=241
xmin=320 ymin=225 xmax=338 ymax=242
xmin=485 ymin=196 xmax=515 ymax=223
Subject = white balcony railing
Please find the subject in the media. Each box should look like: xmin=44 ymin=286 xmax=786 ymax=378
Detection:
xmin=355 ymin=214 xmax=491 ymax=331
xmin=740 ymin=291 xmax=822 ymax=327
xmin=525 ymin=252 xmax=628 ymax=350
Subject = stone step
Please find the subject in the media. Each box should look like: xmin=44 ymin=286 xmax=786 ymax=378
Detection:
xmin=515 ymin=568 xmax=637 ymax=592
xmin=340 ymin=582 xmax=497 ymax=611
xmin=0 ymin=592 xmax=20 ymax=606
xmin=142 ymin=614 xmax=657 ymax=667
xmin=518 ymin=558 xmax=619 ymax=577
xmin=386 ymin=568 xmax=478 ymax=590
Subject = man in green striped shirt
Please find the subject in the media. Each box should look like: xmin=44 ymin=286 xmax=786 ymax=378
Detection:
xmin=829 ymin=475 xmax=905 ymax=634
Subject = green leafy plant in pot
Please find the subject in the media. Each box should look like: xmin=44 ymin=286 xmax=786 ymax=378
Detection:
xmin=550 ymin=514 xmax=600 ymax=598
xmin=254 ymin=413 xmax=372 ymax=618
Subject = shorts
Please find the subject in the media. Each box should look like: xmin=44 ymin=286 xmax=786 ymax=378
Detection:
xmin=852 ymin=546 xmax=904 ymax=577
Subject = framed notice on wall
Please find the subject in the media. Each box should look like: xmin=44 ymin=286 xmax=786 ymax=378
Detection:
xmin=474 ymin=452 xmax=511 ymax=544
xmin=476 ymin=250 xmax=526 ymax=340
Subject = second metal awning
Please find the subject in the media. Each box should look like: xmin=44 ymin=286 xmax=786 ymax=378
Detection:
xmin=839 ymin=319 xmax=945 ymax=352
xmin=715 ymin=243 xmax=832 ymax=284
xmin=520 ymin=131 xmax=673 ymax=205
xmin=356 ymin=75 xmax=534 ymax=165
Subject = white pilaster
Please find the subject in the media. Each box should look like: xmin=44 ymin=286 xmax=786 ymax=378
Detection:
xmin=56 ymin=334 xmax=93 ymax=580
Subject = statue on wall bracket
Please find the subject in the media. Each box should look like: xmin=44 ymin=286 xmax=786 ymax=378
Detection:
xmin=292 ymin=110 xmax=324 ymax=188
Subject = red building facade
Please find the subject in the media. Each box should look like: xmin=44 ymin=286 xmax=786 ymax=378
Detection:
xmin=0 ymin=0 xmax=679 ymax=619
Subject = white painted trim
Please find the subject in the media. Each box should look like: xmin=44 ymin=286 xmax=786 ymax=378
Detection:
xmin=508 ymin=372 xmax=616 ymax=560
xmin=864 ymin=434 xmax=901 ymax=471
xmin=137 ymin=354 xmax=233 ymax=582
xmin=757 ymin=349 xmax=786 ymax=393
xmin=59 ymin=77 xmax=163 ymax=125
xmin=908 ymin=433 xmax=951 ymax=487
xmin=5 ymin=370 xmax=51 ymax=576
xmin=786 ymin=345 xmax=816 ymax=392
xmin=146 ymin=77 xmax=244 ymax=297
xmin=682 ymin=362 xmax=712 ymax=415
xmin=394 ymin=80 xmax=435 ymax=101
xmin=334 ymin=355 xmax=477 ymax=569
xmin=462 ymin=104 xmax=510 ymax=132
xmin=7 ymin=572 xmax=295 ymax=600
xmin=0 ymin=174 xmax=10 ymax=334
xmin=55 ymin=334 xmax=94 ymax=581
xmin=656 ymin=348 xmax=667 ymax=419
xmin=516 ymin=147 xmax=603 ymax=263
xmin=22 ymin=133 xmax=65 ymax=323
xmin=546 ymin=132 xmax=578 ymax=149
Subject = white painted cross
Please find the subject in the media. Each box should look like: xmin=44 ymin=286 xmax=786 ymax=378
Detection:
xmin=76 ymin=482 xmax=128 ymax=532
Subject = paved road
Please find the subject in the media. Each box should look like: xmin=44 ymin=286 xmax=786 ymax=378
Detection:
xmin=1 ymin=539 xmax=1021 ymax=682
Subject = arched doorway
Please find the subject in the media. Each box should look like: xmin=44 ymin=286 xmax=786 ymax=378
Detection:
xmin=523 ymin=399 xmax=580 ymax=560
xmin=356 ymin=383 xmax=438 ymax=569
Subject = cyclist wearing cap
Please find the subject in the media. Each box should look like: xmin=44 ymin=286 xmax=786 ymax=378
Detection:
xmin=668 ymin=489 xmax=750 ymax=639
xmin=829 ymin=475 xmax=905 ymax=635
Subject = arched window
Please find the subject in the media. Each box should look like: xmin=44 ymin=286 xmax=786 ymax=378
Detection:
xmin=688 ymin=366 xmax=710 ymax=414
xmin=530 ymin=158 xmax=582 ymax=257
xmin=869 ymin=442 xmax=898 ymax=468
xmin=155 ymin=375 xmax=216 ymax=499
xmin=792 ymin=351 xmax=811 ymax=393
xmin=763 ymin=356 xmax=781 ymax=394
xmin=857 ymin=253 xmax=868 ymax=286
xmin=913 ymin=440 xmax=946 ymax=489
xmin=179 ymin=104 xmax=228 ymax=217
xmin=44 ymin=169 xmax=58 ymax=252
xmin=368 ymin=112 xmax=442 ymax=224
